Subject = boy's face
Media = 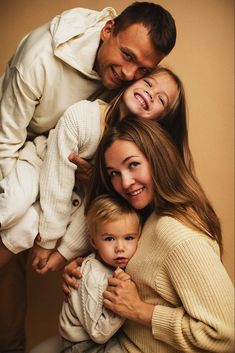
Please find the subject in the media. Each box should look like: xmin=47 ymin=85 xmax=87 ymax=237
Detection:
xmin=90 ymin=214 xmax=140 ymax=269
xmin=94 ymin=21 xmax=164 ymax=90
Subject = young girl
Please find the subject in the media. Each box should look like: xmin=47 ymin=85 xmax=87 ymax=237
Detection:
xmin=83 ymin=116 xmax=234 ymax=353
xmin=0 ymin=67 xmax=190 ymax=272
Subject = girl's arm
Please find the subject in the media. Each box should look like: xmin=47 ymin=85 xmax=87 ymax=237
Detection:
xmin=38 ymin=100 xmax=101 ymax=261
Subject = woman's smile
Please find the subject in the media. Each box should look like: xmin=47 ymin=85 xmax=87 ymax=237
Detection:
xmin=105 ymin=139 xmax=154 ymax=209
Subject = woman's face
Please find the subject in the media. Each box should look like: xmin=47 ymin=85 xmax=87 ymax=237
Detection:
xmin=120 ymin=71 xmax=178 ymax=120
xmin=105 ymin=139 xmax=154 ymax=209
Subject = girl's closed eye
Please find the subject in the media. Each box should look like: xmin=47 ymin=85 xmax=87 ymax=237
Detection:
xmin=144 ymin=79 xmax=152 ymax=87
xmin=158 ymin=95 xmax=166 ymax=106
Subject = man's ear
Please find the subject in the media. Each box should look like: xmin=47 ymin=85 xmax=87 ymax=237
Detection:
xmin=100 ymin=20 xmax=115 ymax=41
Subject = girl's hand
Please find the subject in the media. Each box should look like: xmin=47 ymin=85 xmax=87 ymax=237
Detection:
xmin=68 ymin=153 xmax=92 ymax=185
xmin=103 ymin=273 xmax=154 ymax=327
xmin=62 ymin=257 xmax=85 ymax=296
xmin=31 ymin=242 xmax=53 ymax=271
xmin=35 ymin=250 xmax=66 ymax=274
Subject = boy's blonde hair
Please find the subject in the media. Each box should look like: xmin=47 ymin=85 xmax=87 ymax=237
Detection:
xmin=86 ymin=194 xmax=141 ymax=236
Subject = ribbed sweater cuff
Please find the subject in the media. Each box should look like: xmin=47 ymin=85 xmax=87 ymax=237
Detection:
xmin=36 ymin=238 xmax=58 ymax=249
xmin=58 ymin=242 xmax=90 ymax=261
xmin=152 ymin=305 xmax=182 ymax=342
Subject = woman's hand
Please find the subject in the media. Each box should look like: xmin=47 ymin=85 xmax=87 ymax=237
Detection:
xmin=68 ymin=153 xmax=92 ymax=185
xmin=103 ymin=268 xmax=154 ymax=327
xmin=62 ymin=257 xmax=85 ymax=296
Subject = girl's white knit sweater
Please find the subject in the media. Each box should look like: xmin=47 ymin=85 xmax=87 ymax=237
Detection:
xmin=39 ymin=99 xmax=108 ymax=259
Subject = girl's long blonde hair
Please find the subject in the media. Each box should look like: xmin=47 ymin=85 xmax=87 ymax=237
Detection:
xmin=104 ymin=66 xmax=194 ymax=172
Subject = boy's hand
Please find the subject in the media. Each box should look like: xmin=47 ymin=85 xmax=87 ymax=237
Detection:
xmin=113 ymin=267 xmax=131 ymax=281
xmin=31 ymin=243 xmax=53 ymax=271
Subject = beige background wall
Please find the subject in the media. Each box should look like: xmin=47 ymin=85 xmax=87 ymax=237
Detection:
xmin=0 ymin=0 xmax=234 ymax=351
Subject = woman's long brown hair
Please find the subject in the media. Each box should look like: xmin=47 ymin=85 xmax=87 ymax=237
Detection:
xmin=86 ymin=116 xmax=222 ymax=254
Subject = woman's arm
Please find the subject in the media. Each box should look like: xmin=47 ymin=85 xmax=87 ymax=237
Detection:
xmin=103 ymin=236 xmax=234 ymax=352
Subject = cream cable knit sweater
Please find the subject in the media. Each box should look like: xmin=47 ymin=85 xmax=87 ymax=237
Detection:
xmin=119 ymin=213 xmax=234 ymax=353
xmin=59 ymin=253 xmax=124 ymax=344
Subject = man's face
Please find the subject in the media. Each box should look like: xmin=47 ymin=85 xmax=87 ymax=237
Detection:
xmin=95 ymin=21 xmax=165 ymax=90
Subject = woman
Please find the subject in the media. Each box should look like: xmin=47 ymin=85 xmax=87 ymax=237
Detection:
xmin=83 ymin=116 xmax=234 ymax=352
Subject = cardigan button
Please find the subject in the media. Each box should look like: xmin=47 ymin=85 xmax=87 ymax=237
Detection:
xmin=72 ymin=199 xmax=80 ymax=207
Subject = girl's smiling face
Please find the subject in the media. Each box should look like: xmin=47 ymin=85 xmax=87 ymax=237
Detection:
xmin=120 ymin=71 xmax=178 ymax=120
xmin=105 ymin=139 xmax=154 ymax=209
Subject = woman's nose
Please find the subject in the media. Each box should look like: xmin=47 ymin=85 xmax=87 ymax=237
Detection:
xmin=121 ymin=173 xmax=134 ymax=189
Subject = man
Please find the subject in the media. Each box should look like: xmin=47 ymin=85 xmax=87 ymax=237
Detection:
xmin=0 ymin=2 xmax=176 ymax=351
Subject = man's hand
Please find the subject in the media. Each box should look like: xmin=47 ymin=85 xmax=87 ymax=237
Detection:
xmin=62 ymin=257 xmax=85 ymax=296
xmin=68 ymin=153 xmax=92 ymax=185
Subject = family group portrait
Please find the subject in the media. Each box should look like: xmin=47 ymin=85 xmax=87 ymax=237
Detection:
xmin=0 ymin=0 xmax=234 ymax=352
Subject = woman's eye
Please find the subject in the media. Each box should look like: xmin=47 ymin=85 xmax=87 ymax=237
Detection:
xmin=144 ymin=79 xmax=152 ymax=87
xmin=109 ymin=171 xmax=119 ymax=178
xmin=129 ymin=161 xmax=140 ymax=169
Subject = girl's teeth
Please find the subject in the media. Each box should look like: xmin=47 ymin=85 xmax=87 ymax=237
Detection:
xmin=134 ymin=94 xmax=147 ymax=109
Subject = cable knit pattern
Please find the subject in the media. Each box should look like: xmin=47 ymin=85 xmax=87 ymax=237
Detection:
xmin=39 ymin=100 xmax=107 ymax=258
xmin=118 ymin=213 xmax=234 ymax=353
xmin=59 ymin=254 xmax=124 ymax=344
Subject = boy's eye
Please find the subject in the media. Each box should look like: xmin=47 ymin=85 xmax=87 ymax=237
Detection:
xmin=104 ymin=236 xmax=114 ymax=241
xmin=125 ymin=236 xmax=134 ymax=240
